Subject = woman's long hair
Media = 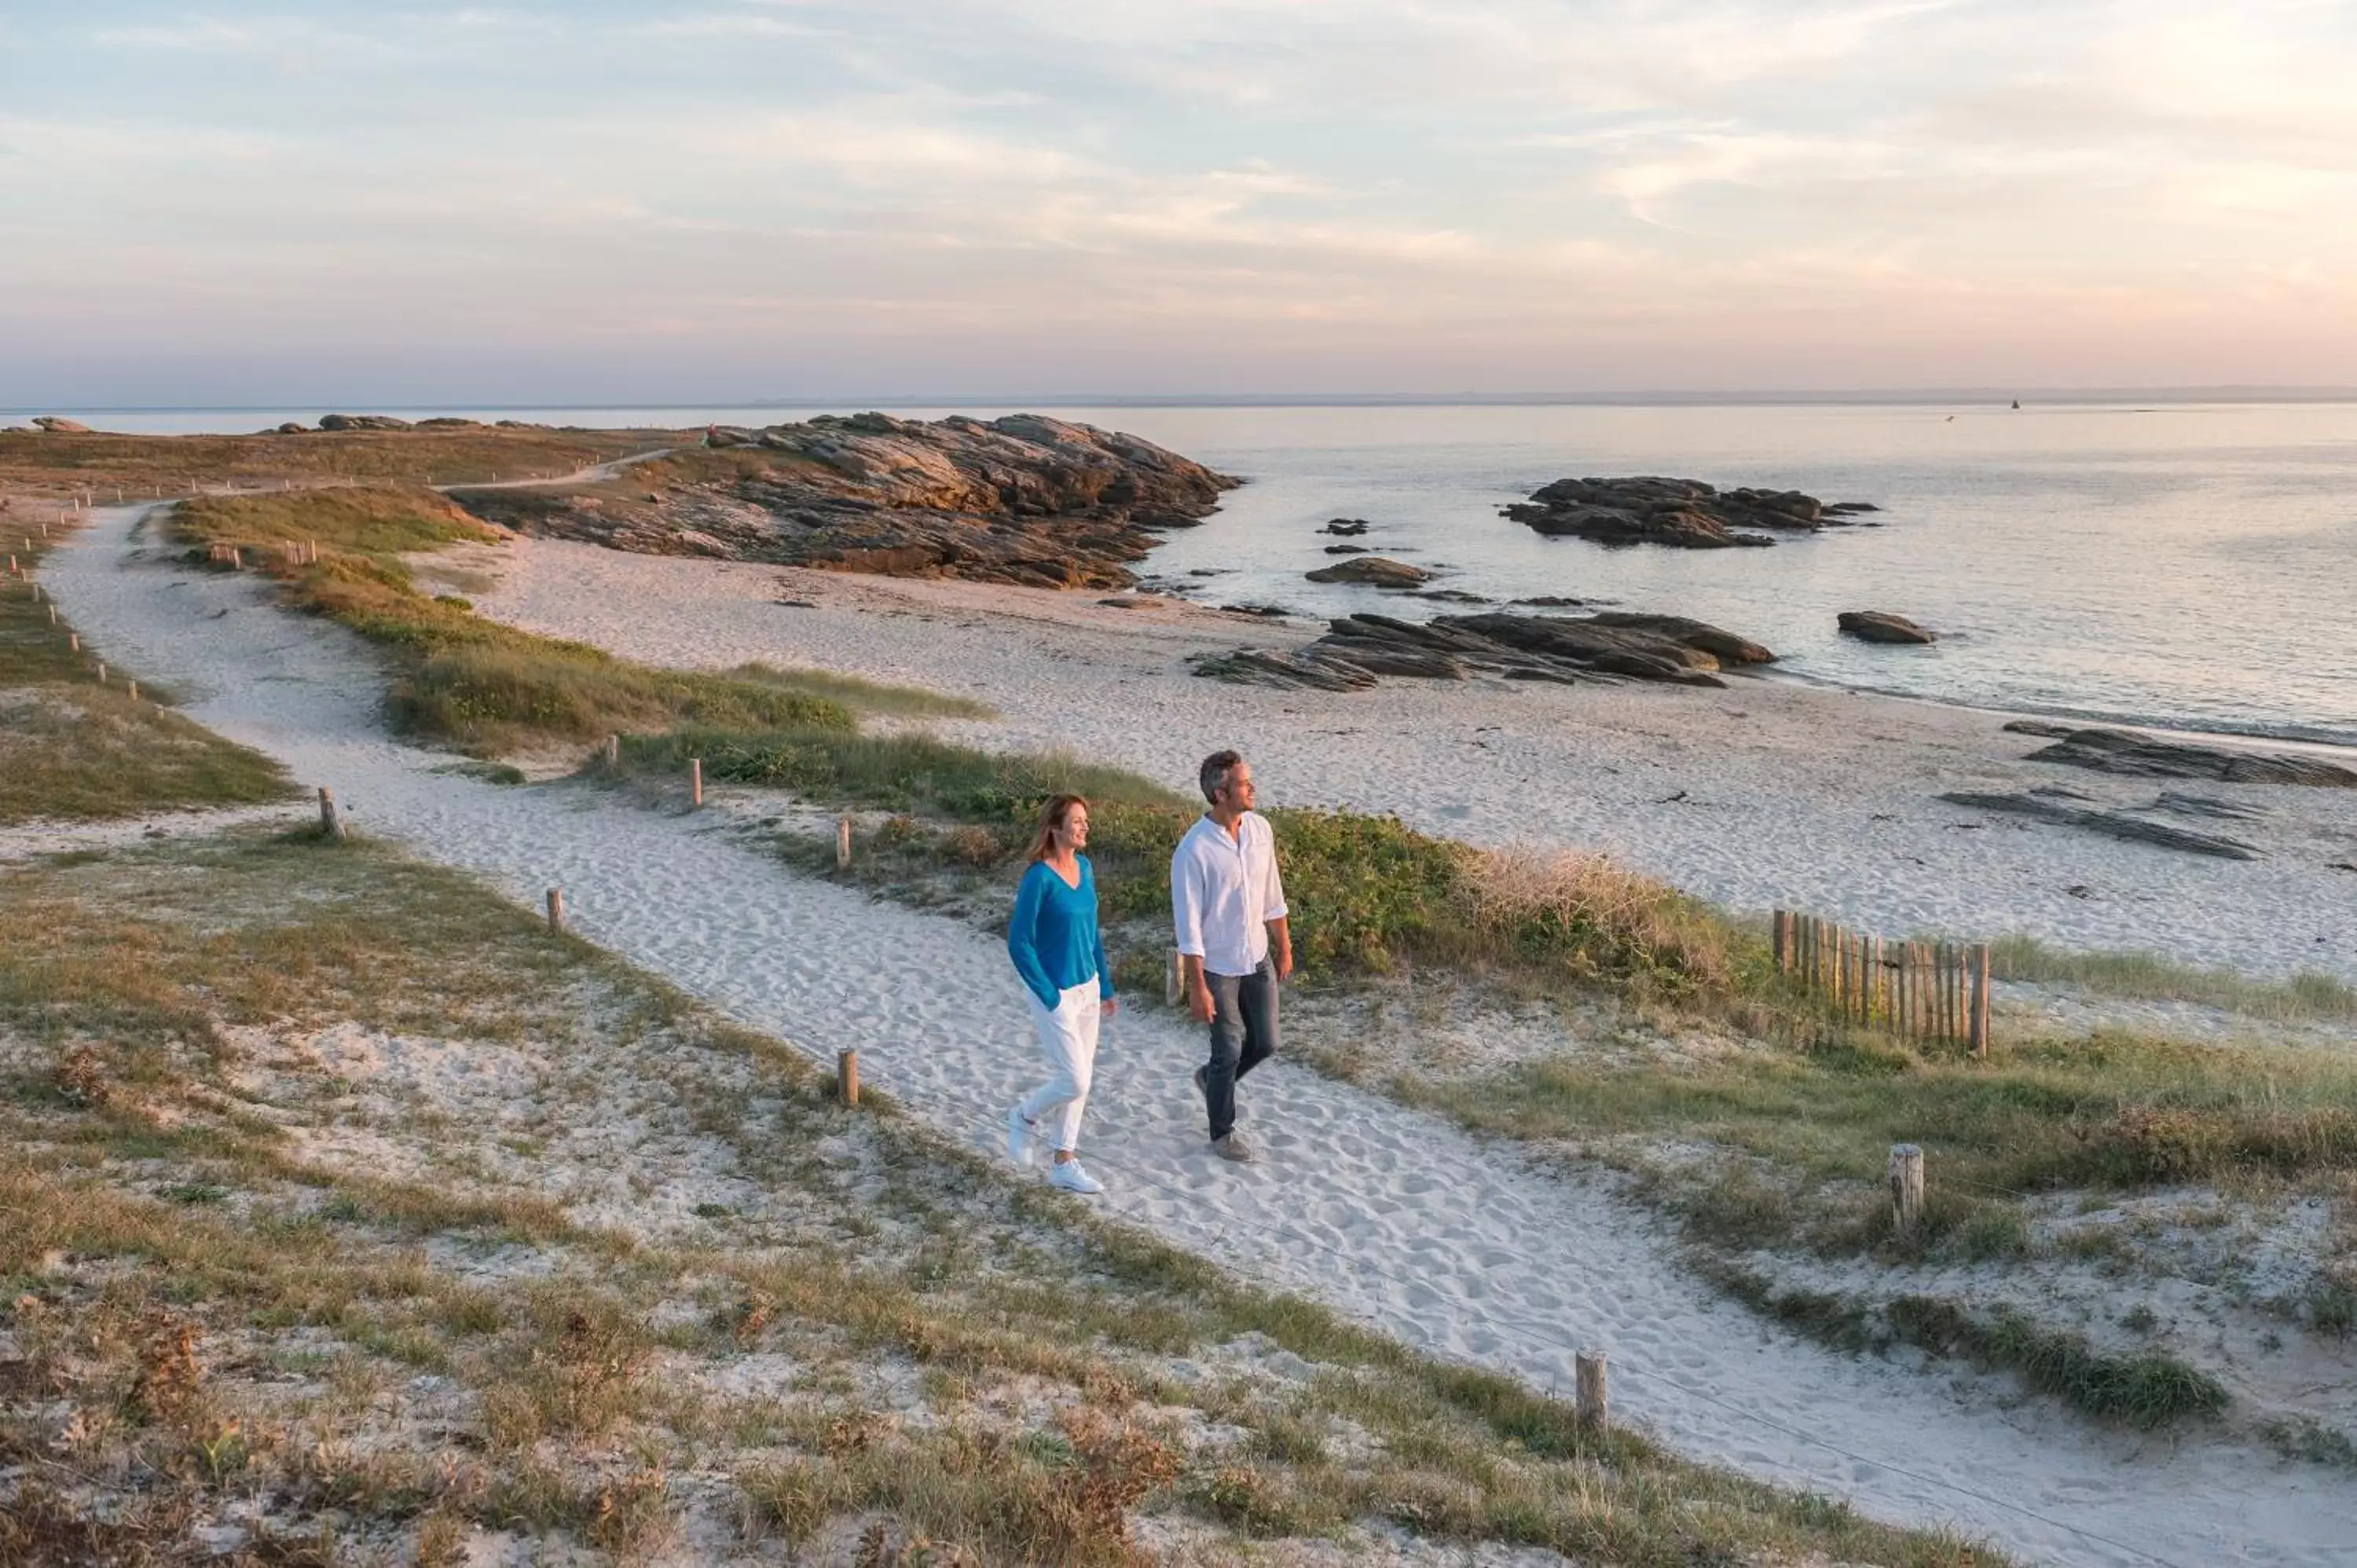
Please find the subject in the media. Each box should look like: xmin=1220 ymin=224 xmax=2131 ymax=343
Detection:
xmin=1028 ymin=793 xmax=1088 ymax=863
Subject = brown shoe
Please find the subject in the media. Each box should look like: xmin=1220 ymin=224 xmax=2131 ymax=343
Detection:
xmin=1211 ymin=1132 xmax=1256 ymax=1163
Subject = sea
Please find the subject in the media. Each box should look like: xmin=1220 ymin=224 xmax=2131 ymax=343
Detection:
xmin=31 ymin=399 xmax=2357 ymax=749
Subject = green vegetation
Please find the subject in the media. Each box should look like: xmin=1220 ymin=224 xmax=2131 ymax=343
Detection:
xmin=0 ymin=827 xmax=2000 ymax=1566
xmin=169 ymin=488 xmax=856 ymax=753
xmin=1989 ymin=932 xmax=2357 ymax=1024
xmin=0 ymin=526 xmax=292 ymax=824
xmin=1710 ymin=1266 xmax=2229 ymax=1431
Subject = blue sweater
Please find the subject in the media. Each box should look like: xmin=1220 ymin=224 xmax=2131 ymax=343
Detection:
xmin=1008 ymin=856 xmax=1113 ymax=1009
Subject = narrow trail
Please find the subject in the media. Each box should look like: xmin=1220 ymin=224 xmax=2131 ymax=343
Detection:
xmin=34 ymin=504 xmax=2353 ymax=1568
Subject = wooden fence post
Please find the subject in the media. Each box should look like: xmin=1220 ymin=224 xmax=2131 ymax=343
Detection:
xmin=689 ymin=757 xmax=703 ymax=808
xmin=603 ymin=734 xmax=620 ymax=767
xmin=1968 ymin=943 xmax=1992 ymax=1057
xmin=94 ymin=663 xmax=106 ymax=683
xmin=317 ymin=786 xmax=347 ymax=840
xmin=126 ymin=680 xmax=137 ymax=703
xmin=1772 ymin=909 xmax=1791 ymax=973
xmin=837 ymin=1050 xmax=860 ymax=1107
xmin=546 ymin=888 xmax=565 ymax=932
xmin=67 ymin=632 xmax=79 ymax=652
xmin=1890 ymin=1144 xmax=1925 ymax=1236
xmin=1576 ymin=1351 xmax=1608 ymax=1433
xmin=836 ymin=815 xmax=852 ymax=871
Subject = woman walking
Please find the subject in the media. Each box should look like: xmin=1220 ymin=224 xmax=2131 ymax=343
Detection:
xmin=1006 ymin=794 xmax=1117 ymax=1194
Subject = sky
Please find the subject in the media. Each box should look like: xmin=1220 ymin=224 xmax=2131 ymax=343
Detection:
xmin=5 ymin=2 xmax=2357 ymax=405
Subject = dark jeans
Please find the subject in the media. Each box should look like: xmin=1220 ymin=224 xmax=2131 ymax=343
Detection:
xmin=1204 ymin=960 xmax=1278 ymax=1141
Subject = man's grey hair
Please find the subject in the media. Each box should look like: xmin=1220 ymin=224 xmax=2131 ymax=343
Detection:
xmin=1198 ymin=749 xmax=1244 ymax=806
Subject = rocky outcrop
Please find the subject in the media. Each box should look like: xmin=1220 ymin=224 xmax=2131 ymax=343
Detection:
xmin=1321 ymin=518 xmax=1371 ymax=536
xmin=1192 ymin=610 xmax=1774 ymax=693
xmin=1839 ymin=610 xmax=1936 ymax=644
xmin=1941 ymin=789 xmax=2259 ymax=860
xmin=456 ymin=412 xmax=1237 ymax=590
xmin=1505 ymin=476 xmax=1874 ymax=548
xmin=2009 ymin=724 xmax=2357 ymax=788
xmin=1304 ymin=556 xmax=1429 ymax=588
xmin=317 ymin=414 xmax=416 ymax=431
xmin=31 ymin=417 xmax=93 ymax=434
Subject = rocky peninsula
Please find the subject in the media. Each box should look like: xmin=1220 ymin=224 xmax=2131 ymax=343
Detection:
xmin=1193 ymin=610 xmax=1776 ymax=691
xmin=1505 ymin=475 xmax=1878 ymax=548
xmin=453 ymin=412 xmax=1237 ymax=590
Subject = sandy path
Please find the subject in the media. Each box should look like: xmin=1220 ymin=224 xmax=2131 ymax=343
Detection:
xmin=34 ymin=505 xmax=2355 ymax=1568
xmin=460 ymin=541 xmax=2357 ymax=986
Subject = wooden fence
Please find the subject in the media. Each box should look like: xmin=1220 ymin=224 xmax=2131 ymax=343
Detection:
xmin=1772 ymin=910 xmax=1991 ymax=1055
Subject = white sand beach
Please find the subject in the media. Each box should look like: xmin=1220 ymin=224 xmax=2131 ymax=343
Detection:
xmin=35 ymin=503 xmax=2357 ymax=1567
xmin=450 ymin=537 xmax=2357 ymax=985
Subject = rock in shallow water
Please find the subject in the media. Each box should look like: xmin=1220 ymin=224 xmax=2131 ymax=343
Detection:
xmin=1191 ymin=610 xmax=1774 ymax=693
xmin=1838 ymin=610 xmax=1937 ymax=644
xmin=2018 ymin=726 xmax=2357 ymax=788
xmin=1303 ymin=556 xmax=1431 ymax=588
xmin=1505 ymin=475 xmax=1875 ymax=549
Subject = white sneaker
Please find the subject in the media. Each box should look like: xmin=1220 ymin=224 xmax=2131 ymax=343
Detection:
xmin=1006 ymin=1105 xmax=1036 ymax=1166
xmin=1047 ymin=1159 xmax=1104 ymax=1195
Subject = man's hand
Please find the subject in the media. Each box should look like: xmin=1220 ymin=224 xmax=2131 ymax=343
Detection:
xmin=1189 ymin=982 xmax=1215 ymax=1024
xmin=1101 ymin=997 xmax=1120 ymax=1019
xmin=1273 ymin=943 xmax=1294 ymax=984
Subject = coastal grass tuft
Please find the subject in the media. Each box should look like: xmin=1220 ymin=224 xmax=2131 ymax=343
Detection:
xmin=0 ymin=529 xmax=292 ymax=824
xmin=720 ymin=662 xmax=995 ymax=720
xmin=1988 ymin=933 xmax=2357 ymax=1024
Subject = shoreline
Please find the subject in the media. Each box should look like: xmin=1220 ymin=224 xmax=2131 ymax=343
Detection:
xmin=445 ymin=538 xmax=2357 ymax=987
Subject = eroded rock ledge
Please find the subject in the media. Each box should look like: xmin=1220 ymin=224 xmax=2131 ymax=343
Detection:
xmin=1192 ymin=610 xmax=1776 ymax=692
xmin=456 ymin=412 xmax=1237 ymax=590
xmin=1506 ymin=476 xmax=1878 ymax=548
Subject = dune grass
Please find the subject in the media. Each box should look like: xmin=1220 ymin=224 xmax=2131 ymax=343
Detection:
xmin=0 ymin=827 xmax=2000 ymax=1567
xmin=167 ymin=489 xmax=859 ymax=753
xmin=0 ymin=528 xmax=291 ymax=824
xmin=723 ymin=661 xmax=995 ymax=720
xmin=1989 ymin=932 xmax=2357 ymax=1024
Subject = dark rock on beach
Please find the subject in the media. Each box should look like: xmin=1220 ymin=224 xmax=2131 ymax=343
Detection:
xmin=455 ymin=412 xmax=1237 ymax=591
xmin=1303 ymin=556 xmax=1430 ymax=588
xmin=1323 ymin=543 xmax=1371 ymax=555
xmin=1321 ymin=518 xmax=1372 ymax=536
xmin=1839 ymin=610 xmax=1937 ymax=644
xmin=2014 ymin=725 xmax=2357 ymax=788
xmin=1941 ymin=789 xmax=2260 ymax=860
xmin=1193 ymin=610 xmax=1774 ymax=693
xmin=1505 ymin=476 xmax=1874 ymax=549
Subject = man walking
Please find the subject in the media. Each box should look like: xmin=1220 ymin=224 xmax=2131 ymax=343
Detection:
xmin=1171 ymin=749 xmax=1292 ymax=1163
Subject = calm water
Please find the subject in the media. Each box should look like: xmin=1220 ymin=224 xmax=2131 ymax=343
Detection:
xmin=37 ymin=401 xmax=2357 ymax=746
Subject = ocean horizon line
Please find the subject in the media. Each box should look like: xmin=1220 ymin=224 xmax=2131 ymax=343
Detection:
xmin=16 ymin=386 xmax=2357 ymax=416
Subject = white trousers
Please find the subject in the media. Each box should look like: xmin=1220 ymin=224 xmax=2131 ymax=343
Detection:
xmin=1018 ymin=979 xmax=1102 ymax=1154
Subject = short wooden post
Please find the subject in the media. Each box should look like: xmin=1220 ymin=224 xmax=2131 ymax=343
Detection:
xmin=836 ymin=815 xmax=852 ymax=870
xmin=94 ymin=662 xmax=106 ymax=683
xmin=1968 ymin=943 xmax=1992 ymax=1057
xmin=689 ymin=757 xmax=703 ymax=808
xmin=317 ymin=786 xmax=346 ymax=841
xmin=67 ymin=632 xmax=79 ymax=652
xmin=1575 ymin=1351 xmax=1608 ymax=1432
xmin=1890 ymin=1144 xmax=1925 ymax=1236
xmin=1772 ymin=909 xmax=1791 ymax=973
xmin=603 ymin=733 xmax=620 ymax=767
xmin=836 ymin=1049 xmax=860 ymax=1107
xmin=126 ymin=680 xmax=137 ymax=703
xmin=546 ymin=888 xmax=565 ymax=932
xmin=47 ymin=605 xmax=57 ymax=625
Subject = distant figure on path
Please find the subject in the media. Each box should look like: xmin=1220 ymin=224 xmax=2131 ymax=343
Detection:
xmin=1171 ymin=749 xmax=1292 ymax=1163
xmin=1006 ymin=794 xmax=1116 ymax=1194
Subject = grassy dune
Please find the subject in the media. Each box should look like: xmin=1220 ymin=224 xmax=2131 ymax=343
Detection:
xmin=0 ymin=829 xmax=1996 ymax=1566
xmin=0 ymin=527 xmax=291 ymax=824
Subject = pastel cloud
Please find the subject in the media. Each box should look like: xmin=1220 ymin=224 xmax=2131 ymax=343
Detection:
xmin=5 ymin=1 xmax=2355 ymax=404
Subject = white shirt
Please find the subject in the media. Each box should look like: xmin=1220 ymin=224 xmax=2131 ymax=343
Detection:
xmin=1171 ymin=811 xmax=1289 ymax=977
